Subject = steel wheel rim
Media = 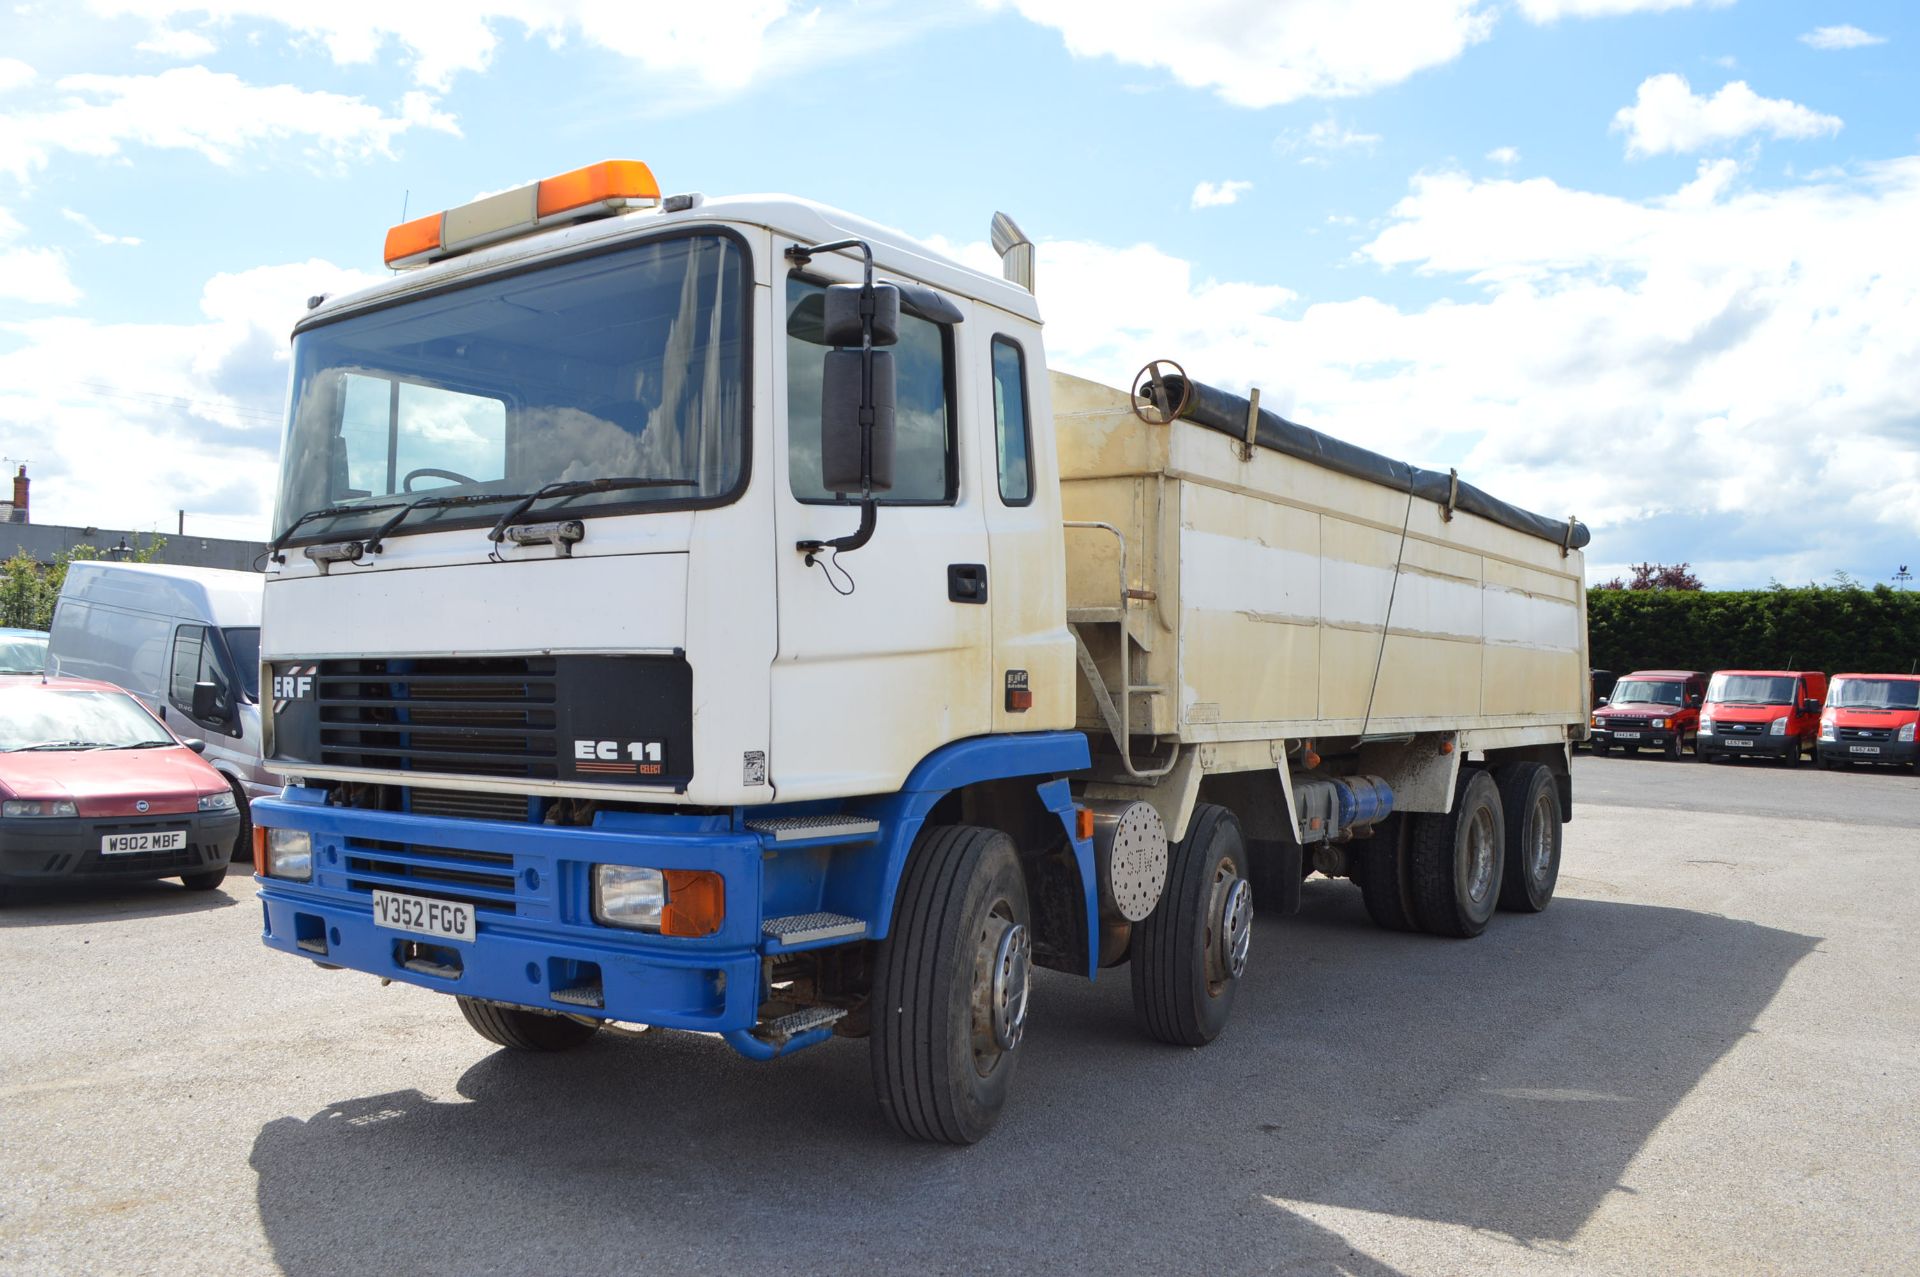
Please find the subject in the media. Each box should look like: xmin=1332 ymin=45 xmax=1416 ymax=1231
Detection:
xmin=1528 ymin=790 xmax=1556 ymax=884
xmin=1203 ymin=861 xmax=1252 ymax=996
xmin=971 ymin=905 xmax=1028 ymax=1074
xmin=1464 ymin=806 xmax=1496 ymax=904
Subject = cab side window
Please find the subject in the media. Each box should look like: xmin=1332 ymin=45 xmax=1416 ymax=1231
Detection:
xmin=990 ymin=337 xmax=1033 ymax=506
xmin=786 ymin=275 xmax=955 ymax=504
xmin=170 ymin=625 xmax=234 ymax=731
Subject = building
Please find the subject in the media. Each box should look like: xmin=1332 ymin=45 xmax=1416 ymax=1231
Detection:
xmin=0 ymin=466 xmax=267 ymax=573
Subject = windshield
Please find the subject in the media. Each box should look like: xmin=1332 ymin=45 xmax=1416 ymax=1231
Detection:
xmin=1831 ymin=679 xmax=1920 ymax=710
xmin=275 ymin=233 xmax=749 ymax=545
xmin=1 ymin=688 xmax=174 ymax=750
xmin=1706 ymin=674 xmax=1796 ymax=705
xmin=1609 ymin=679 xmax=1686 ymax=706
xmin=0 ymin=634 xmax=46 ymax=675
xmin=223 ymin=627 xmax=260 ymax=702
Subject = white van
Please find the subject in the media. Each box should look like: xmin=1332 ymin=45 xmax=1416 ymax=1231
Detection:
xmin=48 ymin=562 xmax=271 ymax=850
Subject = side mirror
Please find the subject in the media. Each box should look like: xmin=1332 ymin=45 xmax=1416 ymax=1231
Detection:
xmin=819 ymin=282 xmax=900 ymax=495
xmin=182 ymin=738 xmax=208 ymax=755
xmin=191 ymin=680 xmax=223 ymax=724
xmin=1595 ymin=696 xmax=1609 ymax=707
xmin=1688 ymin=694 xmax=1702 ymax=707
xmin=1802 ymin=698 xmax=1820 ymax=714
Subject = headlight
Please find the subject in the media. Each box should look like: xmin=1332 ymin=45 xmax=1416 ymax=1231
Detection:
xmin=1901 ymin=722 xmax=1917 ymax=743
xmin=1769 ymin=716 xmax=1788 ymax=736
xmin=2 ymin=798 xmax=77 ymax=818
xmin=264 ymin=828 xmax=312 ymax=881
xmin=1820 ymin=715 xmax=1837 ymax=741
xmin=592 ymin=865 xmax=725 ymax=937
xmin=1698 ymin=716 xmax=1714 ymax=733
xmin=198 ymin=790 xmax=237 ymax=812
xmin=1651 ymin=718 xmax=1667 ymax=730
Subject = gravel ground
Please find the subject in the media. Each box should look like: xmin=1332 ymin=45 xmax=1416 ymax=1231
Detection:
xmin=2 ymin=754 xmax=1916 ymax=1275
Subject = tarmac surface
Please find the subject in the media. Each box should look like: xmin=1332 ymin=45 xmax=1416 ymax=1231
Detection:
xmin=2 ymin=753 xmax=1916 ymax=1275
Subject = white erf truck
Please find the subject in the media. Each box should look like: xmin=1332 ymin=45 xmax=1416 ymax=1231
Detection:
xmin=253 ymin=160 xmax=1591 ymax=1143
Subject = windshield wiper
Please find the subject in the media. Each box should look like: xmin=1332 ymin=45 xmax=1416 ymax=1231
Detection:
xmin=268 ymin=500 xmax=407 ymax=562
xmin=107 ymin=740 xmax=177 ymax=749
xmin=487 ymin=476 xmax=698 ymax=544
xmin=366 ymin=490 xmax=533 ymax=555
xmin=10 ymin=739 xmax=97 ymax=751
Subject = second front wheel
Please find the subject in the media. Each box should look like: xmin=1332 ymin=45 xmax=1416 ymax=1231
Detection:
xmin=1131 ymin=804 xmax=1251 ymax=1047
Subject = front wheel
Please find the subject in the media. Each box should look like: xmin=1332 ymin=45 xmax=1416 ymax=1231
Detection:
xmin=457 ymin=997 xmax=601 ymax=1051
xmin=871 ymin=825 xmax=1031 ymax=1144
xmin=1408 ymin=769 xmax=1505 ymax=938
xmin=179 ymin=868 xmax=226 ymax=892
xmin=1131 ymin=804 xmax=1251 ymax=1047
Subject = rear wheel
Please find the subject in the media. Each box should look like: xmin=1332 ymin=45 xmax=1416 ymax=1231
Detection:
xmin=1493 ymin=764 xmax=1560 ymax=913
xmin=1131 ymin=804 xmax=1250 ymax=1047
xmin=871 ymin=825 xmax=1031 ymax=1144
xmin=457 ymin=997 xmax=601 ymax=1051
xmin=1355 ymin=813 xmax=1417 ymax=931
xmin=1408 ymin=769 xmax=1505 ymax=938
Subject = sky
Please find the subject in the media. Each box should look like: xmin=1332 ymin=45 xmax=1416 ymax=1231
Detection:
xmin=0 ymin=0 xmax=1915 ymax=588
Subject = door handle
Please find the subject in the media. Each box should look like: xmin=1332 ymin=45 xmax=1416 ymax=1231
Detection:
xmin=948 ymin=563 xmax=988 ymax=604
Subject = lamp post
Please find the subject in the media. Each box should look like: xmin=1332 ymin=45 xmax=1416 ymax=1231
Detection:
xmin=1896 ymin=565 xmax=1912 ymax=591
xmin=106 ymin=536 xmax=134 ymax=561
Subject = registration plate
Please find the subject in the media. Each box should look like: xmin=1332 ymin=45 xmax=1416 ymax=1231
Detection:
xmin=1727 ymin=740 xmax=1752 ymax=748
xmin=101 ymin=830 xmax=186 ymax=855
xmin=1614 ymin=731 xmax=1642 ymax=739
xmin=372 ymin=890 xmax=475 ymax=942
xmin=1849 ymin=745 xmax=1881 ymax=755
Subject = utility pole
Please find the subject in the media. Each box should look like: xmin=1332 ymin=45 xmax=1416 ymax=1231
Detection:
xmin=1896 ymin=565 xmax=1913 ymax=591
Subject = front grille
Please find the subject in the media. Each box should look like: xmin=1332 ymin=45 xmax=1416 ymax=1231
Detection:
xmin=1839 ymin=727 xmax=1893 ymax=742
xmin=408 ymin=787 xmax=534 ymax=823
xmin=344 ymin=840 xmax=519 ymax=914
xmin=315 ymin=657 xmax=560 ymax=779
xmin=1719 ymin=722 xmax=1764 ymax=735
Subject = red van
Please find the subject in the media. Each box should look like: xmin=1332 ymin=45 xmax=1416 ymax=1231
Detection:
xmin=1589 ymin=669 xmax=1706 ymax=758
xmin=1818 ymin=673 xmax=1920 ymax=772
xmin=1697 ymin=669 xmax=1827 ymax=765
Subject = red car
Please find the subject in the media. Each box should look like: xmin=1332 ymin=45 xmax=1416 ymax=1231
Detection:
xmin=0 ymin=676 xmax=243 ymax=894
xmin=1818 ymin=673 xmax=1920 ymax=772
xmin=1589 ymin=669 xmax=1706 ymax=758
xmin=1697 ymin=669 xmax=1827 ymax=765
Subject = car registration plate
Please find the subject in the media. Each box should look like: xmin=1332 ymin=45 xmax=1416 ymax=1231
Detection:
xmin=101 ymin=830 xmax=187 ymax=855
xmin=372 ymin=889 xmax=475 ymax=942
xmin=1727 ymin=740 xmax=1752 ymax=748
xmin=1614 ymin=731 xmax=1642 ymax=739
xmin=1849 ymin=745 xmax=1881 ymax=755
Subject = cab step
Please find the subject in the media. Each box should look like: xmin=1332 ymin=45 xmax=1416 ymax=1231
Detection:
xmin=745 ymin=814 xmax=881 ymax=845
xmin=751 ymin=1006 xmax=846 ymax=1047
xmin=763 ymin=912 xmax=867 ymax=948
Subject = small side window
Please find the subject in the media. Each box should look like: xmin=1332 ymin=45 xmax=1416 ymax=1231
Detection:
xmin=990 ymin=337 xmax=1032 ymax=506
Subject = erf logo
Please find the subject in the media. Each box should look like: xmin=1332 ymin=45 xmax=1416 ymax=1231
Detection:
xmin=272 ymin=674 xmax=314 ymax=700
xmin=573 ymin=740 xmax=666 ymax=776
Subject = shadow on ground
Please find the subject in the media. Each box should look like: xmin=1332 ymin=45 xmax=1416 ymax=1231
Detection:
xmin=251 ymin=886 xmax=1816 ymax=1274
xmin=0 ymin=864 xmax=243 ymax=927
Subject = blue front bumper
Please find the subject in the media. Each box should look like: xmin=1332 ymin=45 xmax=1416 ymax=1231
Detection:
xmin=254 ymin=791 xmax=807 ymax=1035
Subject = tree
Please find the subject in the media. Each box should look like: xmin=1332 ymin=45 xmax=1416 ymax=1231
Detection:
xmin=1593 ymin=561 xmax=1704 ymax=592
xmin=0 ymin=538 xmax=169 ymax=631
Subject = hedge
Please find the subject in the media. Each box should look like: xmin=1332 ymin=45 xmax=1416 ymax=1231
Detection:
xmin=1587 ymin=585 xmax=1920 ymax=676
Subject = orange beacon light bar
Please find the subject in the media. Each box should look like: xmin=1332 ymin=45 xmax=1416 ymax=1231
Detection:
xmin=383 ymin=160 xmax=662 ymax=269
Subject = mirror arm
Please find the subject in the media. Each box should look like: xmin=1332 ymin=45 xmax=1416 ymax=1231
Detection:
xmin=797 ymin=499 xmax=877 ymax=565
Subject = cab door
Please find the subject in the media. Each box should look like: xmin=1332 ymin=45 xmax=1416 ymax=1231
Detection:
xmin=768 ymin=248 xmax=993 ymax=800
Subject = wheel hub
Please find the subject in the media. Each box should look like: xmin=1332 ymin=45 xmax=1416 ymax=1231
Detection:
xmin=1528 ymin=791 xmax=1556 ymax=883
xmin=988 ymin=921 xmax=1030 ymax=1052
xmin=1465 ymin=808 xmax=1496 ymax=903
xmin=1205 ymin=871 xmax=1253 ymax=989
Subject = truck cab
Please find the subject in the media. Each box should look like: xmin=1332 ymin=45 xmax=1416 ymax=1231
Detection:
xmin=1590 ymin=669 xmax=1705 ymax=758
xmin=1697 ymin=669 xmax=1826 ymax=765
xmin=1818 ymin=674 xmax=1920 ymax=771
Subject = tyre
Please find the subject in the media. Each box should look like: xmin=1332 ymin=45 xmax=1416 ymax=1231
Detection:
xmin=1408 ymin=769 xmax=1505 ymax=938
xmin=1354 ymin=813 xmax=1417 ymax=932
xmin=1701 ymin=750 xmax=1722 ymax=764
xmin=457 ymin=997 xmax=601 ymax=1051
xmin=871 ymin=825 xmax=1031 ymax=1144
xmin=1493 ymin=764 xmax=1560 ymax=913
xmin=1666 ymin=735 xmax=1683 ymax=760
xmin=1131 ymin=804 xmax=1251 ymax=1048
xmin=225 ymin=776 xmax=253 ymax=869
xmin=180 ymin=869 xmax=226 ymax=892
xmin=1593 ymin=741 xmax=1610 ymax=756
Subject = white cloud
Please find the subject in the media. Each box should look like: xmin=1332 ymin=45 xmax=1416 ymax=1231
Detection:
xmin=1277 ymin=114 xmax=1382 ymax=162
xmin=136 ymin=26 xmax=220 ymax=58
xmin=1191 ymin=179 xmax=1252 ymax=209
xmin=81 ymin=2 xmax=935 ymax=96
xmin=0 ymin=207 xmax=81 ymax=304
xmin=1612 ymin=74 xmax=1842 ymax=158
xmin=0 ymin=58 xmax=35 ymax=93
xmin=0 ymin=67 xmax=459 ymax=181
xmin=981 ymin=0 xmax=1496 ymax=107
xmin=1485 ymin=145 xmax=1520 ymax=166
xmin=1799 ymin=25 xmax=1886 ymax=51
xmin=0 ymin=258 xmax=380 ymax=533
xmin=933 ymin=160 xmax=1920 ymax=586
xmin=1516 ymin=0 xmax=1728 ymax=17
xmin=61 ymin=208 xmax=142 ymax=245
